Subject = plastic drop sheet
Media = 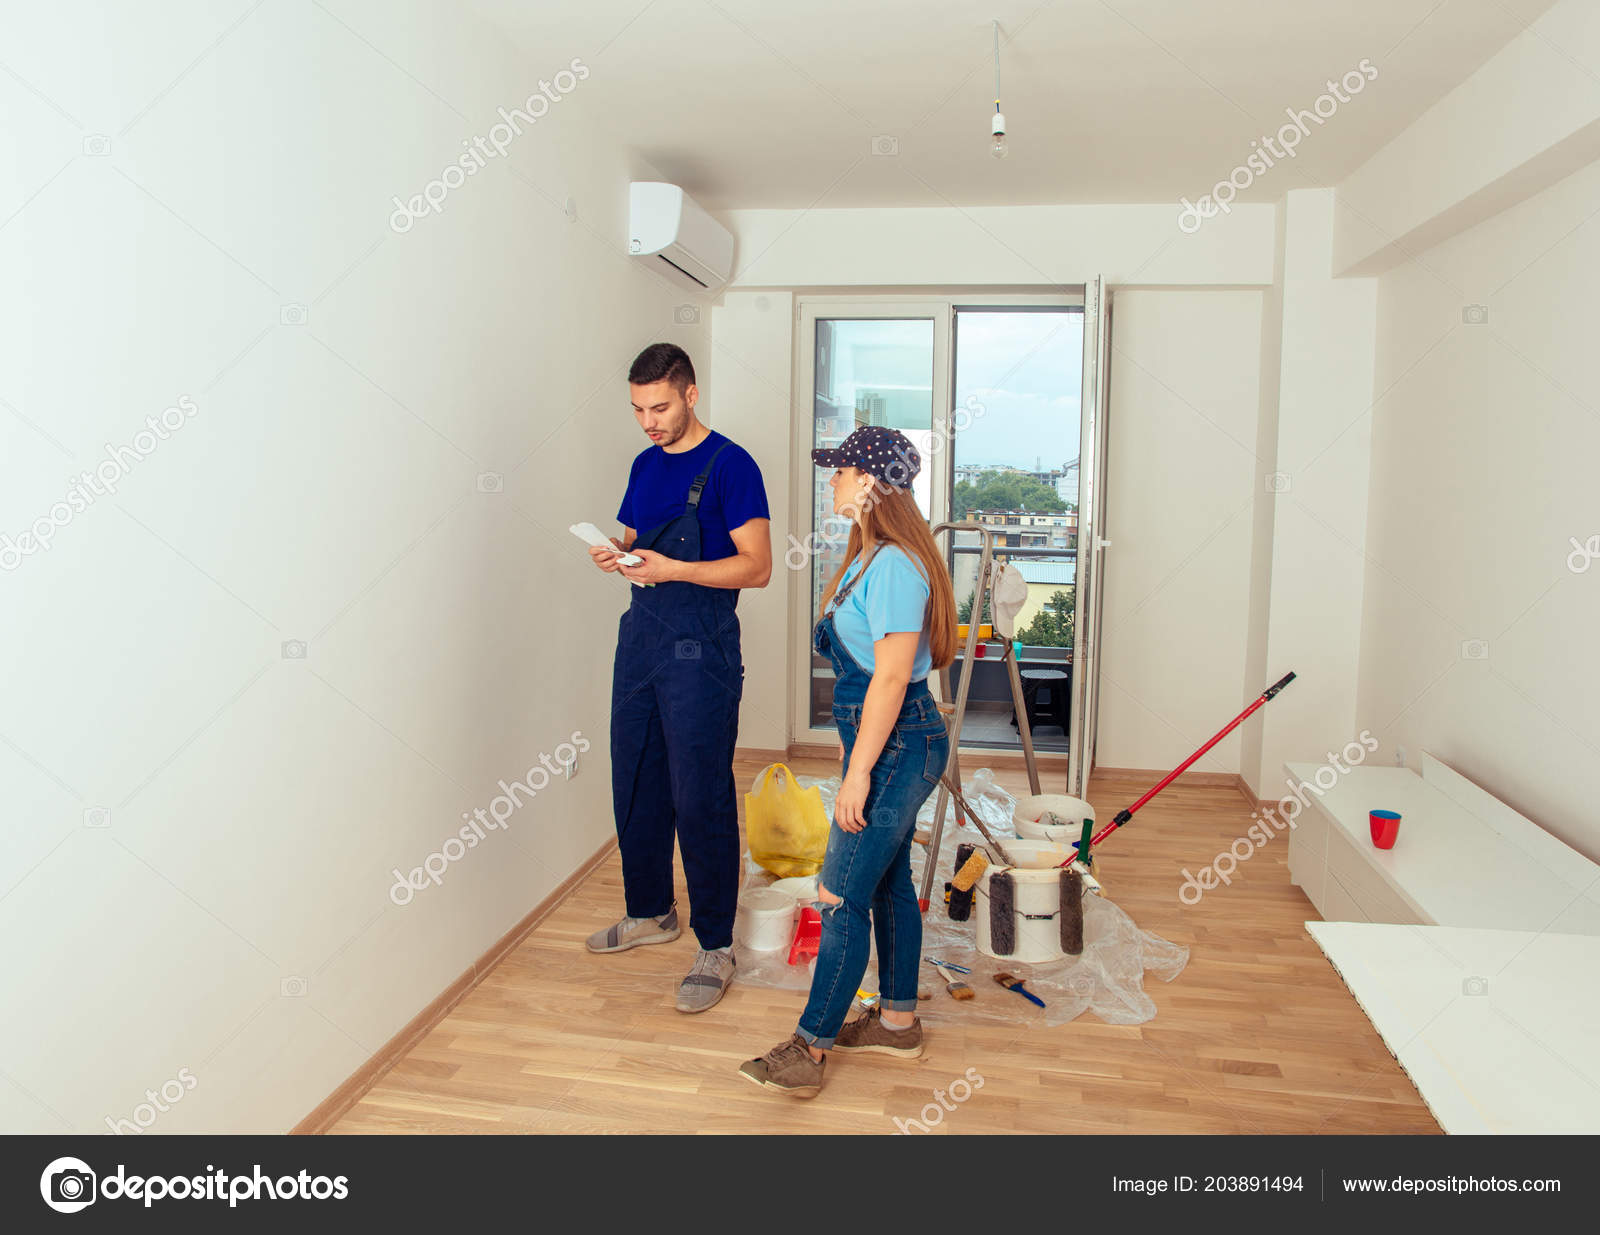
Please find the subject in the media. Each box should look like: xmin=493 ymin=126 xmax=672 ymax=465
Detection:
xmin=733 ymin=769 xmax=1188 ymax=1026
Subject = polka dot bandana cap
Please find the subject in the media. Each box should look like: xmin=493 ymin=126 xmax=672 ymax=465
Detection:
xmin=811 ymin=425 xmax=921 ymax=488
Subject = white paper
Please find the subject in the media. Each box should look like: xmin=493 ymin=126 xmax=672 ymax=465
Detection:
xmin=570 ymin=522 xmax=647 ymax=586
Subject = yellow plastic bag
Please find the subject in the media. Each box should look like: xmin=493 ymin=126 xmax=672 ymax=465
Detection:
xmin=745 ymin=763 xmax=829 ymax=878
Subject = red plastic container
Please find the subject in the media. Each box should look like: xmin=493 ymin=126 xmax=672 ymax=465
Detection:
xmin=788 ymin=907 xmax=822 ymax=965
xmin=1369 ymin=809 xmax=1401 ymax=849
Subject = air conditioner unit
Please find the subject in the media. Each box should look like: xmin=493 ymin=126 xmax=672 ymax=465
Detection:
xmin=628 ymin=182 xmax=733 ymax=294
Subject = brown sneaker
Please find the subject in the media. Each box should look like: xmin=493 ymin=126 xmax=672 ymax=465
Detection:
xmin=831 ymin=1005 xmax=925 ymax=1058
xmin=738 ymin=1034 xmax=826 ymax=1098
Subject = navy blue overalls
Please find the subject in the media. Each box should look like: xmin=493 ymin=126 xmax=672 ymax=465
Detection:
xmin=610 ymin=441 xmax=744 ymax=951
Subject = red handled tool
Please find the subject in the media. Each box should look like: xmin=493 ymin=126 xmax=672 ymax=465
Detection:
xmin=1062 ymin=672 xmax=1297 ymax=868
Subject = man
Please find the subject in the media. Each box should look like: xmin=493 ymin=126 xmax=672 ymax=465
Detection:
xmin=585 ymin=342 xmax=771 ymax=1013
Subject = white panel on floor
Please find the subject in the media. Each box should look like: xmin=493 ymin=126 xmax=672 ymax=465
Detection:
xmin=1308 ymin=921 xmax=1600 ymax=1134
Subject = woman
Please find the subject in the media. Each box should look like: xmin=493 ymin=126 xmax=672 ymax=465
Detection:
xmin=740 ymin=426 xmax=956 ymax=1098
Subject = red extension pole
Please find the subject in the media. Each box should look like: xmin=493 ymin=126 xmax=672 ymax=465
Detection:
xmin=1066 ymin=671 xmax=1297 ymax=865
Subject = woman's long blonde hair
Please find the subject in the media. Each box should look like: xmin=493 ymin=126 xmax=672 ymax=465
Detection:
xmin=818 ymin=482 xmax=958 ymax=670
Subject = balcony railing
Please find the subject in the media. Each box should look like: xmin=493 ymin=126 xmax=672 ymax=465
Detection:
xmin=949 ymin=545 xmax=1077 ymax=560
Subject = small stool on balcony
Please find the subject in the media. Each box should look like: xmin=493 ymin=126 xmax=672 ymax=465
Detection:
xmin=1014 ymin=667 xmax=1070 ymax=736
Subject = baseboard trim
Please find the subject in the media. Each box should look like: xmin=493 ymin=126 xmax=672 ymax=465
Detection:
xmin=754 ymin=750 xmax=1244 ymax=796
xmin=780 ymin=742 xmax=1071 ymax=772
xmin=291 ymin=835 xmax=618 ymax=1135
xmin=1092 ymin=766 xmax=1251 ymax=793
xmin=735 ymin=747 xmax=789 ymax=765
xmin=954 ymin=748 xmax=1071 ymax=773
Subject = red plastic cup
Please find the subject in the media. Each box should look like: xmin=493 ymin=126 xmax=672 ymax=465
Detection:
xmin=1369 ymin=809 xmax=1401 ymax=849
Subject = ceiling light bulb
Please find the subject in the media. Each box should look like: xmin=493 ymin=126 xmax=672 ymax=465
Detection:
xmin=989 ymin=23 xmax=1008 ymax=161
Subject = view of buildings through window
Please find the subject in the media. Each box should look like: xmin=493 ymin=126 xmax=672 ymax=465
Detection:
xmin=951 ymin=309 xmax=1082 ymax=657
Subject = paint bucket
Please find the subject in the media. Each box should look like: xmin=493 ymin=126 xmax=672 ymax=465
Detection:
xmin=735 ymin=887 xmax=798 ymax=952
xmin=768 ymin=875 xmax=819 ymax=902
xmin=1013 ymin=794 xmax=1096 ymax=844
xmin=976 ymin=840 xmax=1076 ymax=964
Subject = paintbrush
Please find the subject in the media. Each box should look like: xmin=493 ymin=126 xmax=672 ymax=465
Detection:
xmin=994 ymin=972 xmax=1046 ymax=1007
xmin=930 ymin=961 xmax=974 ymax=1000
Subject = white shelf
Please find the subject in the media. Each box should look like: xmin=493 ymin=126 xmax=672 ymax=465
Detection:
xmin=1283 ymin=753 xmax=1600 ymax=936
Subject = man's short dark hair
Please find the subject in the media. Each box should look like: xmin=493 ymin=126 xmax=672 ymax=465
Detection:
xmin=629 ymin=343 xmax=696 ymax=394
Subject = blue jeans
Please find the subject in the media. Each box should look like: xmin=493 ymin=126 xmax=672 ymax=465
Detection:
xmin=796 ymin=686 xmax=950 ymax=1049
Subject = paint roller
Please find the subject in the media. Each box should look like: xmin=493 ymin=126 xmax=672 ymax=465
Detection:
xmin=983 ymin=866 xmax=1084 ymax=956
xmin=948 ymin=842 xmax=984 ymax=921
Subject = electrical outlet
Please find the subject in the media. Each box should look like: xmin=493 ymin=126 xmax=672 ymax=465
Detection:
xmin=1395 ymin=746 xmax=1407 ymax=768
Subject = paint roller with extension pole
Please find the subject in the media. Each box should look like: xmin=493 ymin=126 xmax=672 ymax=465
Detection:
xmin=945 ymin=674 xmax=1294 ymax=959
xmin=986 ymin=672 xmax=1296 ymax=958
xmin=1058 ymin=671 xmax=1298 ymax=870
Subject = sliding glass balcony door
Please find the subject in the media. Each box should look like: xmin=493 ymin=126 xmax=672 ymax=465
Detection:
xmin=793 ymin=292 xmax=1106 ymax=800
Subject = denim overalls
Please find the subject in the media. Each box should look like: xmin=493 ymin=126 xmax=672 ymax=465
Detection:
xmin=610 ymin=441 xmax=744 ymax=951
xmin=797 ymin=547 xmax=951 ymax=1048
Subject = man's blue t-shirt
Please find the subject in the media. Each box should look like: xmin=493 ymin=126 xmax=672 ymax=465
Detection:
xmin=829 ymin=544 xmax=933 ymax=681
xmin=617 ymin=429 xmax=769 ymax=562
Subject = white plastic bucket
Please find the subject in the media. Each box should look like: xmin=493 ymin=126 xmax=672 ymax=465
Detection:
xmin=735 ymin=887 xmax=798 ymax=952
xmin=1013 ymin=793 xmax=1095 ymax=843
xmin=768 ymin=875 xmax=819 ymax=903
xmin=977 ymin=840 xmax=1074 ymax=964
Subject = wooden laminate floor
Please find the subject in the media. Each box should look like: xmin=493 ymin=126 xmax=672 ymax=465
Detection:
xmin=330 ymin=757 xmax=1438 ymax=1134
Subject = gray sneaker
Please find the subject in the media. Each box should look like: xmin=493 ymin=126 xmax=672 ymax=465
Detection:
xmin=675 ymin=947 xmax=735 ymax=1013
xmin=585 ymin=906 xmax=680 ymax=953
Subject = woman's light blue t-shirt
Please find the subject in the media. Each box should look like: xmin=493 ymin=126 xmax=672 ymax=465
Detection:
xmin=828 ymin=544 xmax=933 ymax=681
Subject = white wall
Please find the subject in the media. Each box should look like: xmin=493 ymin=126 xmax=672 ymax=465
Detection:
xmin=1356 ymin=154 xmax=1600 ymax=860
xmin=1239 ymin=200 xmax=1287 ymax=788
xmin=0 ymin=0 xmax=704 ymax=1133
xmin=707 ymin=292 xmax=794 ymax=752
xmin=727 ymin=203 xmax=1276 ymax=289
xmin=1241 ymin=189 xmax=1378 ymax=798
xmin=1097 ymin=291 xmax=1264 ymax=774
